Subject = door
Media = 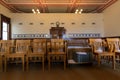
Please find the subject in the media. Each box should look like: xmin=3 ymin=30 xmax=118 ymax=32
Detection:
xmin=2 ymin=22 xmax=9 ymax=40
xmin=0 ymin=14 xmax=11 ymax=40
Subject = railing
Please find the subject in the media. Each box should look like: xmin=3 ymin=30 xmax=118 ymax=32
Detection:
xmin=67 ymin=33 xmax=100 ymax=38
xmin=12 ymin=34 xmax=50 ymax=39
xmin=12 ymin=33 xmax=101 ymax=39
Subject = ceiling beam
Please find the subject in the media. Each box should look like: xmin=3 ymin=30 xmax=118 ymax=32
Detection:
xmin=42 ymin=0 xmax=49 ymax=13
xmin=7 ymin=2 xmax=40 ymax=5
xmin=36 ymin=0 xmax=45 ymax=13
xmin=6 ymin=2 xmax=106 ymax=6
xmin=66 ymin=0 xmax=73 ymax=13
xmin=0 ymin=0 xmax=23 ymax=13
xmin=96 ymin=0 xmax=118 ymax=12
xmin=39 ymin=0 xmax=47 ymax=13
xmin=42 ymin=3 xmax=106 ymax=5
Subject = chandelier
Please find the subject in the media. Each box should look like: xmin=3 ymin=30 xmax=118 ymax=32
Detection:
xmin=32 ymin=9 xmax=40 ymax=14
xmin=75 ymin=9 xmax=83 ymax=14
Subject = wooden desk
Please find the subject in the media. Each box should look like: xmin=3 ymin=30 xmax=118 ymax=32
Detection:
xmin=67 ymin=46 xmax=92 ymax=64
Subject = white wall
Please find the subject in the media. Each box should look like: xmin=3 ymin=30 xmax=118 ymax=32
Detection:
xmin=0 ymin=4 xmax=11 ymax=39
xmin=103 ymin=0 xmax=120 ymax=37
xmin=0 ymin=3 xmax=104 ymax=38
xmin=11 ymin=13 xmax=104 ymax=37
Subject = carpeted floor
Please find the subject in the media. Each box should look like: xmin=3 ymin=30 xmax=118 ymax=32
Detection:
xmin=0 ymin=63 xmax=120 ymax=80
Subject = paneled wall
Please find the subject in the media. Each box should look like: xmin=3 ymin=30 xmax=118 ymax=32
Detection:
xmin=11 ymin=13 xmax=104 ymax=38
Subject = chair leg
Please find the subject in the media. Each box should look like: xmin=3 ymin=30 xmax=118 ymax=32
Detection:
xmin=95 ymin=55 xmax=98 ymax=61
xmin=48 ymin=55 xmax=50 ymax=71
xmin=112 ymin=55 xmax=116 ymax=70
xmin=64 ymin=55 xmax=66 ymax=70
xmin=26 ymin=57 xmax=29 ymax=71
xmin=22 ymin=57 xmax=24 ymax=72
xmin=42 ymin=56 xmax=44 ymax=71
xmin=98 ymin=55 xmax=101 ymax=66
xmin=4 ymin=57 xmax=7 ymax=72
xmin=0 ymin=59 xmax=2 ymax=72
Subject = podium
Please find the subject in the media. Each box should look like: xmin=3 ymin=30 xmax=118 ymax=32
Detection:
xmin=50 ymin=26 xmax=66 ymax=39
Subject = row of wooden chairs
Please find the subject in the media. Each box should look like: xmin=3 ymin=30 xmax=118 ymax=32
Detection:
xmin=0 ymin=39 xmax=67 ymax=72
xmin=1 ymin=38 xmax=119 ymax=71
xmin=89 ymin=38 xmax=120 ymax=69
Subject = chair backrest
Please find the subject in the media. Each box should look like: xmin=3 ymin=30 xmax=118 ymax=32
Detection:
xmin=89 ymin=38 xmax=96 ymax=46
xmin=50 ymin=39 xmax=66 ymax=52
xmin=106 ymin=38 xmax=120 ymax=52
xmin=89 ymin=39 xmax=104 ymax=52
xmin=0 ymin=40 xmax=14 ymax=55
xmin=32 ymin=39 xmax=46 ymax=53
xmin=15 ymin=40 xmax=30 ymax=54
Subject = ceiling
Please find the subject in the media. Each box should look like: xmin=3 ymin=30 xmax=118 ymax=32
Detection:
xmin=0 ymin=0 xmax=118 ymax=13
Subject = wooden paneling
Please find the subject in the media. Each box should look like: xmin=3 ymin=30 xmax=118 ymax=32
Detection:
xmin=50 ymin=27 xmax=66 ymax=39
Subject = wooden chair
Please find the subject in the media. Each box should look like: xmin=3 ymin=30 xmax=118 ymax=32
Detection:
xmin=0 ymin=40 xmax=13 ymax=72
xmin=0 ymin=40 xmax=4 ymax=72
xmin=0 ymin=40 xmax=3 ymax=71
xmin=5 ymin=40 xmax=30 ymax=72
xmin=0 ymin=55 xmax=2 ymax=72
xmin=89 ymin=38 xmax=97 ymax=53
xmin=47 ymin=39 xmax=67 ymax=71
xmin=89 ymin=38 xmax=115 ymax=69
xmin=106 ymin=38 xmax=120 ymax=63
xmin=26 ymin=39 xmax=46 ymax=71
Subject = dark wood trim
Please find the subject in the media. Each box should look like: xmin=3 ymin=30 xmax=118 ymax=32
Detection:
xmin=0 ymin=15 xmax=1 ymax=40
xmin=0 ymin=14 xmax=11 ymax=40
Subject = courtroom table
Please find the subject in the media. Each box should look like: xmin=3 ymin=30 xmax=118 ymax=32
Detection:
xmin=67 ymin=46 xmax=92 ymax=64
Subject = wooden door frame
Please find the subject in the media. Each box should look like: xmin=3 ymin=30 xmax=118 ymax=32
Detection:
xmin=0 ymin=14 xmax=11 ymax=40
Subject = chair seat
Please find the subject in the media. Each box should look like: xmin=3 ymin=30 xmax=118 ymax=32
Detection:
xmin=95 ymin=50 xmax=103 ymax=53
xmin=115 ymin=50 xmax=120 ymax=53
xmin=6 ymin=53 xmax=25 ymax=58
xmin=94 ymin=51 xmax=114 ymax=54
xmin=27 ymin=53 xmax=44 ymax=57
xmin=0 ymin=55 xmax=3 ymax=72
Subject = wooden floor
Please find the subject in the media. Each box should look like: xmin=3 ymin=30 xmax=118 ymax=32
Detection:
xmin=0 ymin=63 xmax=120 ymax=80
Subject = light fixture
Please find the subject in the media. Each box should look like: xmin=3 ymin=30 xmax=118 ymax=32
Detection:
xmin=32 ymin=9 xmax=40 ymax=14
xmin=32 ymin=9 xmax=36 ymax=13
xmin=75 ymin=9 xmax=83 ymax=14
xmin=36 ymin=9 xmax=40 ymax=13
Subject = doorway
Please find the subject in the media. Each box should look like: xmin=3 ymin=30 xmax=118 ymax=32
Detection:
xmin=2 ymin=22 xmax=9 ymax=40
xmin=1 ymin=14 xmax=11 ymax=40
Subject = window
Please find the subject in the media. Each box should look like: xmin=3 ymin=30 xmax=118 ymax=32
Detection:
xmin=2 ymin=22 xmax=8 ymax=40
